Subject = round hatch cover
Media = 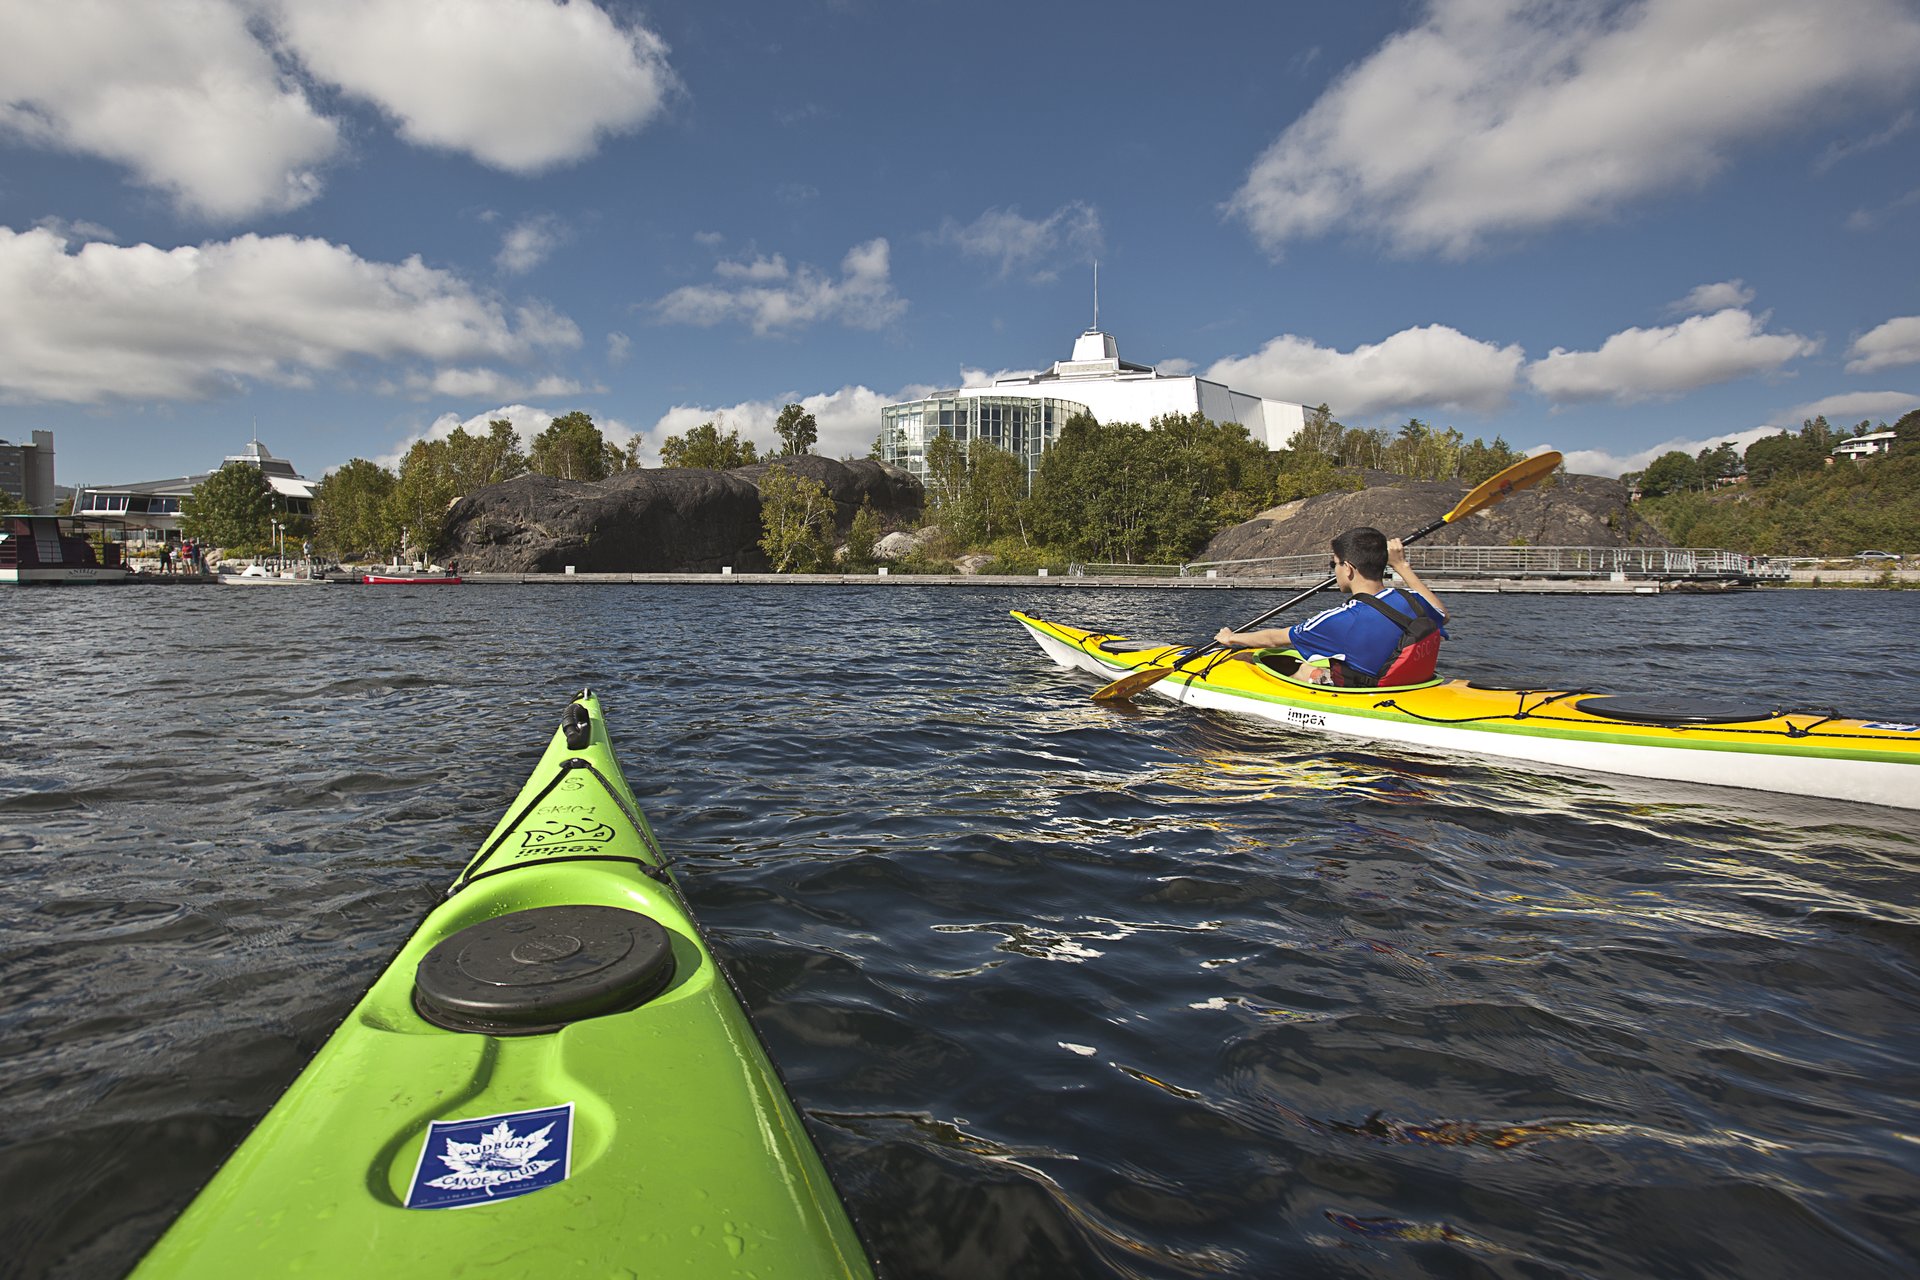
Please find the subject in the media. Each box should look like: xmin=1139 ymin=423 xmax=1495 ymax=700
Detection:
xmin=1573 ymin=695 xmax=1779 ymax=725
xmin=413 ymin=904 xmax=676 ymax=1035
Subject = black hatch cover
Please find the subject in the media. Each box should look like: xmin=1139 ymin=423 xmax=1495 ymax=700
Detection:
xmin=1573 ymin=695 xmax=1780 ymax=725
xmin=413 ymin=904 xmax=677 ymax=1035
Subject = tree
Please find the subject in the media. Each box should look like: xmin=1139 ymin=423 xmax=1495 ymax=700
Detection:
xmin=1457 ymin=435 xmax=1526 ymax=486
xmin=1695 ymin=442 xmax=1742 ymax=486
xmin=0 ymin=487 xmax=20 ymax=514
xmin=181 ymin=461 xmax=273 ymax=548
xmin=660 ymin=421 xmax=759 ymax=469
xmin=1744 ymin=431 xmax=1821 ymax=483
xmin=1638 ymin=450 xmax=1703 ymax=499
xmin=313 ymin=458 xmax=397 ymax=560
xmin=529 ymin=411 xmax=611 ymax=481
xmin=842 ymin=499 xmax=883 ymax=570
xmin=444 ymin=420 xmax=528 ymax=492
xmin=387 ymin=440 xmax=460 ymax=557
xmin=774 ymin=403 xmax=818 ymax=457
xmin=1289 ymin=404 xmax=1345 ymax=460
xmin=756 ymin=464 xmax=836 ymax=572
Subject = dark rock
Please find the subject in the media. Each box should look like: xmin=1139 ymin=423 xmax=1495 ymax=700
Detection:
xmin=442 ymin=458 xmax=923 ymax=573
xmin=1198 ymin=471 xmax=1665 ymax=564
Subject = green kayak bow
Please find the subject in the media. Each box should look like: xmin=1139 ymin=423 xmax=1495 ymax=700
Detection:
xmin=135 ymin=692 xmax=874 ymax=1278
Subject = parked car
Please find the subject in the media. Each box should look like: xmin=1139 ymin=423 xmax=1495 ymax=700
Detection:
xmin=1855 ymin=550 xmax=1900 ymax=560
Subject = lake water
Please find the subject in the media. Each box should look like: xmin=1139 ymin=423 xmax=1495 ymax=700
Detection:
xmin=4 ymin=584 xmax=1919 ymax=1278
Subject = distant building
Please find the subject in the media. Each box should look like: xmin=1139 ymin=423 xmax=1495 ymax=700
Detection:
xmin=0 ymin=430 xmax=57 ymax=514
xmin=1831 ymin=430 xmax=1897 ymax=462
xmin=881 ymin=326 xmax=1307 ymax=488
xmin=73 ymin=439 xmax=316 ymax=544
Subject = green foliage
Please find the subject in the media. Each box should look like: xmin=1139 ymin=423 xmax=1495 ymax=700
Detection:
xmin=0 ymin=487 xmax=21 ymax=514
xmin=774 ymin=403 xmax=818 ymax=457
xmin=1637 ymin=450 xmax=1702 ymax=498
xmin=181 ymin=461 xmax=273 ymax=548
xmin=980 ymin=536 xmax=1067 ymax=575
xmin=313 ymin=458 xmax=397 ymax=559
xmin=842 ymin=499 xmax=883 ymax=570
xmin=529 ymin=411 xmax=611 ymax=481
xmin=1269 ymin=458 xmax=1364 ymax=504
xmin=756 ymin=463 xmax=836 ymax=572
xmin=1458 ymin=435 xmax=1528 ymax=486
xmin=1637 ymin=451 xmax=1920 ymax=555
xmin=660 ymin=421 xmax=758 ymax=469
xmin=388 ymin=441 xmax=459 ymax=556
xmin=448 ymin=420 xmax=529 ymax=489
xmin=1027 ymin=412 xmax=1270 ymax=563
xmin=924 ymin=435 xmax=1031 ymax=546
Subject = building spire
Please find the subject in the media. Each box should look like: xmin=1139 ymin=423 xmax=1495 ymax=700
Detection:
xmin=1092 ymin=260 xmax=1099 ymax=331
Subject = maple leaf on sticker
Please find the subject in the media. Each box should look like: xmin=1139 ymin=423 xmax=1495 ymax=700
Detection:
xmin=441 ymin=1120 xmax=554 ymax=1173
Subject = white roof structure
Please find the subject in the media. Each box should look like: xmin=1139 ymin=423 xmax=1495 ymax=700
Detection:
xmin=969 ymin=326 xmax=1306 ymax=449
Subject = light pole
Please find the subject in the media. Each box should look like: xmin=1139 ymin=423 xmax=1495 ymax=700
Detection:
xmin=270 ymin=517 xmax=281 ymax=569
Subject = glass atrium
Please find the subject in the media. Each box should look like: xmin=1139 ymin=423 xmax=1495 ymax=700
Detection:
xmin=880 ymin=394 xmax=1089 ymax=490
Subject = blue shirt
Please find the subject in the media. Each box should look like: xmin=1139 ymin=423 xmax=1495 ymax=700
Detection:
xmin=1290 ymin=589 xmax=1448 ymax=678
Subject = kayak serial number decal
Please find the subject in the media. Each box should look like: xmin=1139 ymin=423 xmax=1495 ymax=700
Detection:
xmin=1863 ymin=721 xmax=1920 ymax=732
xmin=405 ymin=1103 xmax=574 ymax=1209
xmin=1284 ymin=708 xmax=1329 ymax=730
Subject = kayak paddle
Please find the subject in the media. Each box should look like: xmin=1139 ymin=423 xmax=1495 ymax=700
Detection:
xmin=1089 ymin=450 xmax=1564 ymax=702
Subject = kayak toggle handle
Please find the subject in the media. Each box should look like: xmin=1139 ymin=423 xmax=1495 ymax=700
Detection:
xmin=562 ymin=701 xmax=592 ymax=749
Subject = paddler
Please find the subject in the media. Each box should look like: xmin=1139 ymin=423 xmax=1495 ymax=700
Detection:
xmin=1213 ymin=527 xmax=1448 ymax=686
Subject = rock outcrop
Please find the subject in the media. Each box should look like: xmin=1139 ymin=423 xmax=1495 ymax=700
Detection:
xmin=1197 ymin=471 xmax=1665 ymax=564
xmin=442 ymin=457 xmax=922 ymax=573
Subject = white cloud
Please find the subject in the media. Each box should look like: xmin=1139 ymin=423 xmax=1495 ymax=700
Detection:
xmin=0 ymin=0 xmax=338 ymax=220
xmin=384 ymin=368 xmax=597 ymax=400
xmin=1228 ymin=0 xmax=1920 ymax=257
xmin=1667 ymin=280 xmax=1754 ymax=316
xmin=931 ymin=203 xmax=1104 ymax=281
xmin=1845 ymin=185 xmax=1920 ymax=230
xmin=496 ymin=215 xmax=567 ymax=275
xmin=1846 ymin=315 xmax=1920 ymax=373
xmin=0 ymin=225 xmax=580 ymax=404
xmin=644 ymin=385 xmax=896 ymax=464
xmin=1155 ymin=357 xmax=1197 ymax=377
xmin=653 ymin=238 xmax=906 ymax=335
xmin=1783 ymin=390 xmax=1920 ymax=423
xmin=1204 ymin=324 xmax=1525 ymax=418
xmin=0 ymin=0 xmax=676 ymax=221
xmin=269 ymin=0 xmax=678 ymax=174
xmin=1526 ymin=310 xmax=1818 ymax=403
xmin=1561 ymin=426 xmax=1780 ymax=478
xmin=606 ymin=331 xmax=631 ymax=364
xmin=1816 ymin=107 xmax=1915 ymax=172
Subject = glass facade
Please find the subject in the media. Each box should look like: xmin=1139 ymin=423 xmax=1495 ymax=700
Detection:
xmin=881 ymin=394 xmax=1089 ymax=490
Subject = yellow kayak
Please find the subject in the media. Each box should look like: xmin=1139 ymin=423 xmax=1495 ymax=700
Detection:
xmin=1014 ymin=611 xmax=1920 ymax=811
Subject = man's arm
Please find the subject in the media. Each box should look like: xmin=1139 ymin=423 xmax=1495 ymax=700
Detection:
xmin=1215 ymin=625 xmax=1291 ymax=647
xmin=1386 ymin=537 xmax=1445 ymax=619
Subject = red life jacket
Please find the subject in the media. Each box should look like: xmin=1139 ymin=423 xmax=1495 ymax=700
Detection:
xmin=1338 ymin=592 xmax=1443 ymax=687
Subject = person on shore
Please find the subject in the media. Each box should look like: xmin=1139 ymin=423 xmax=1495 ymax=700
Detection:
xmin=1214 ymin=527 xmax=1448 ymax=685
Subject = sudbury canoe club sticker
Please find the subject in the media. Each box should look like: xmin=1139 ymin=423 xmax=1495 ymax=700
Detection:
xmin=405 ymin=1104 xmax=574 ymax=1209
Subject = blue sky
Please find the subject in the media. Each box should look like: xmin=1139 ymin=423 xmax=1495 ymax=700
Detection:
xmin=3 ymin=0 xmax=1918 ymax=489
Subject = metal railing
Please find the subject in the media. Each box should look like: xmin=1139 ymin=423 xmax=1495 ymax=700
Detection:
xmin=1180 ymin=545 xmax=1787 ymax=582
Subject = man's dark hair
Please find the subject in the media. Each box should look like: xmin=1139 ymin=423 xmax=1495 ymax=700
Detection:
xmin=1330 ymin=527 xmax=1388 ymax=579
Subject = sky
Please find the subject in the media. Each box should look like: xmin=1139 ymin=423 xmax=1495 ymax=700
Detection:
xmin=3 ymin=0 xmax=1919 ymax=489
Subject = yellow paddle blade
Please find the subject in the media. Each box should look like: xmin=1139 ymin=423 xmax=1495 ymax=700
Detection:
xmin=1090 ymin=665 xmax=1178 ymax=702
xmin=1444 ymin=450 xmax=1562 ymax=524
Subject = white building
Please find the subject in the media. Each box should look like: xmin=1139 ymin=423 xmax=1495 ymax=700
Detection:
xmin=73 ymin=439 xmax=315 ymax=544
xmin=882 ymin=326 xmax=1306 ymax=487
xmin=1831 ymin=430 xmax=1897 ymax=462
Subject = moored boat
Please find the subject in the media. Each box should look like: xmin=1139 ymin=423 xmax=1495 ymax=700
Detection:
xmin=133 ymin=692 xmax=874 ymax=1278
xmin=1015 ymin=610 xmax=1920 ymax=811
xmin=362 ymin=573 xmax=463 ymax=584
xmin=0 ymin=515 xmax=130 ymax=585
